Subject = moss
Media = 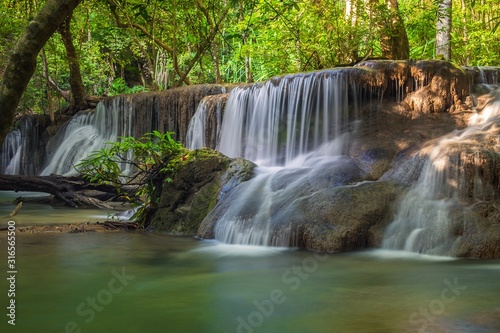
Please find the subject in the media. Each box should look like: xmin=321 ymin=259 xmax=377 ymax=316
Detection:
xmin=146 ymin=148 xmax=254 ymax=235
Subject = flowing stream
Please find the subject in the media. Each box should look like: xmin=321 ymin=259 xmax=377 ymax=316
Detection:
xmin=2 ymin=198 xmax=500 ymax=333
xmin=0 ymin=191 xmax=125 ymax=224
xmin=382 ymin=89 xmax=500 ymax=254
xmin=0 ymin=70 xmax=499 ymax=332
xmin=202 ymin=70 xmax=366 ymax=246
xmin=0 ymin=228 xmax=499 ymax=333
xmin=40 ymin=98 xmax=135 ymax=176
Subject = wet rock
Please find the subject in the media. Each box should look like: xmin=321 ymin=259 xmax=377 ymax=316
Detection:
xmin=358 ymin=60 xmax=470 ymax=115
xmin=452 ymin=201 xmax=500 ymax=259
xmin=279 ymin=181 xmax=405 ymax=252
xmin=146 ymin=148 xmax=255 ymax=234
xmin=404 ymin=61 xmax=469 ymax=115
xmin=99 ymin=84 xmax=232 ymax=145
xmin=202 ymin=94 xmax=229 ymax=149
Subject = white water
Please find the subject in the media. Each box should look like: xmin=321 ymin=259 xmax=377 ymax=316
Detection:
xmin=186 ymin=95 xmax=225 ymax=150
xmin=1 ymin=129 xmax=22 ymax=174
xmin=1 ymin=116 xmax=43 ymax=175
xmin=383 ymin=89 xmax=500 ymax=254
xmin=186 ymin=98 xmax=209 ymax=150
xmin=40 ymin=97 xmax=135 ymax=176
xmin=218 ymin=72 xmax=354 ymax=166
xmin=212 ymin=70 xmax=364 ymax=245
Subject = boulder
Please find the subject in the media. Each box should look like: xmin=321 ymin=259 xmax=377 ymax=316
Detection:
xmin=146 ymin=148 xmax=255 ymax=234
xmin=279 ymin=181 xmax=405 ymax=252
xmin=452 ymin=201 xmax=500 ymax=259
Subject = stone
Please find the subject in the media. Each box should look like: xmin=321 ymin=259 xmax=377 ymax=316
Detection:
xmin=451 ymin=201 xmax=500 ymax=259
xmin=276 ymin=181 xmax=405 ymax=252
xmin=146 ymin=148 xmax=256 ymax=234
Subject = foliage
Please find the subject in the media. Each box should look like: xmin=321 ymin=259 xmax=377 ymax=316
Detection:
xmin=75 ymin=131 xmax=187 ymax=221
xmin=108 ymin=77 xmax=148 ymax=95
xmin=1 ymin=0 xmax=499 ymax=115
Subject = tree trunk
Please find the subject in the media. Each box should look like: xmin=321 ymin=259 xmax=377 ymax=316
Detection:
xmin=369 ymin=0 xmax=410 ymax=60
xmin=211 ymin=40 xmax=222 ymax=84
xmin=240 ymin=2 xmax=253 ymax=83
xmin=460 ymin=0 xmax=469 ymax=65
xmin=345 ymin=0 xmax=359 ymax=61
xmin=386 ymin=0 xmax=410 ymax=59
xmin=41 ymin=47 xmax=55 ymax=124
xmin=436 ymin=0 xmax=452 ymax=60
xmin=0 ymin=0 xmax=82 ymax=145
xmin=0 ymin=174 xmax=135 ymax=209
xmin=58 ymin=14 xmax=87 ymax=110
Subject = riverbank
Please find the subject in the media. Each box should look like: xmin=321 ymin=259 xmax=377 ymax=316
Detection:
xmin=0 ymin=221 xmax=138 ymax=233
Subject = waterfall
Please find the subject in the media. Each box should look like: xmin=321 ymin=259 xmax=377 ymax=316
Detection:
xmin=1 ymin=116 xmax=47 ymax=175
xmin=382 ymin=89 xmax=500 ymax=254
xmin=0 ymin=85 xmax=227 ymax=177
xmin=218 ymin=71 xmax=357 ymax=166
xmin=212 ymin=70 xmax=367 ymax=245
xmin=41 ymin=97 xmax=135 ymax=176
xmin=186 ymin=94 xmax=227 ymax=150
xmin=1 ymin=129 xmax=22 ymax=174
xmin=186 ymin=98 xmax=209 ymax=150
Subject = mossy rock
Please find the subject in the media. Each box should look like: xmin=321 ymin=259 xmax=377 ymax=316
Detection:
xmin=146 ymin=148 xmax=256 ymax=234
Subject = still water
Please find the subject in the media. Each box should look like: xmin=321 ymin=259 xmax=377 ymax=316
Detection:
xmin=0 ymin=191 xmax=126 ymax=225
xmin=0 ymin=231 xmax=499 ymax=333
xmin=0 ymin=193 xmax=499 ymax=333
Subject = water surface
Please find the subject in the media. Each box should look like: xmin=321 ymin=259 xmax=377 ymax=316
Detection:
xmin=0 ymin=191 xmax=126 ymax=225
xmin=0 ymin=231 xmax=499 ymax=333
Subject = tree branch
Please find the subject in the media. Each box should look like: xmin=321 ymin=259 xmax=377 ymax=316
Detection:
xmin=106 ymin=0 xmax=190 ymax=85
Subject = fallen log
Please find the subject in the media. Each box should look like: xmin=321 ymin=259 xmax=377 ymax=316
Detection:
xmin=0 ymin=174 xmax=136 ymax=209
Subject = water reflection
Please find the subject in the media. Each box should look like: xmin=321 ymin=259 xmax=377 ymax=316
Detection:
xmin=0 ymin=191 xmax=125 ymax=226
xmin=0 ymin=232 xmax=499 ymax=333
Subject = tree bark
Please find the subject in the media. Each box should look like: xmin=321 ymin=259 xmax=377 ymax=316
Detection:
xmin=41 ymin=47 xmax=55 ymax=124
xmin=239 ymin=2 xmax=253 ymax=83
xmin=436 ymin=0 xmax=452 ymax=60
xmin=369 ymin=0 xmax=410 ymax=60
xmin=58 ymin=14 xmax=87 ymax=109
xmin=0 ymin=174 xmax=135 ymax=209
xmin=386 ymin=0 xmax=410 ymax=59
xmin=0 ymin=0 xmax=82 ymax=145
xmin=196 ymin=0 xmax=222 ymax=84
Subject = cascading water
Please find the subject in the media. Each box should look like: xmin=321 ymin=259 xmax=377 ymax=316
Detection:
xmin=218 ymin=72 xmax=354 ymax=166
xmin=210 ymin=70 xmax=368 ymax=246
xmin=382 ymin=89 xmax=500 ymax=254
xmin=186 ymin=98 xmax=210 ymax=150
xmin=40 ymin=97 xmax=135 ymax=176
xmin=1 ymin=129 xmax=22 ymax=174
xmin=185 ymin=94 xmax=226 ymax=150
xmin=1 ymin=116 xmax=47 ymax=175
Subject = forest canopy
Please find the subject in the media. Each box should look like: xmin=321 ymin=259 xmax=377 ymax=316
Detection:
xmin=0 ymin=0 xmax=499 ymax=116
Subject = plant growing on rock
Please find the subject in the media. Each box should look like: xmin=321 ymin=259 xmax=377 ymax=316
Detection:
xmin=75 ymin=130 xmax=187 ymax=222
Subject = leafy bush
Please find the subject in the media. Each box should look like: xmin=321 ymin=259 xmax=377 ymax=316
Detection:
xmin=76 ymin=131 xmax=187 ymax=222
xmin=109 ymin=77 xmax=148 ymax=96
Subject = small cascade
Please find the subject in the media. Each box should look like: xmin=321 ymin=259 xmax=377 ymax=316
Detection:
xmin=1 ymin=116 xmax=47 ymax=175
xmin=478 ymin=67 xmax=488 ymax=83
xmin=213 ymin=139 xmax=355 ymax=246
xmin=186 ymin=93 xmax=227 ymax=150
xmin=214 ymin=169 xmax=274 ymax=246
xmin=41 ymin=97 xmax=135 ymax=176
xmin=1 ymin=129 xmax=22 ymax=174
xmin=383 ymin=89 xmax=500 ymax=255
xmin=218 ymin=71 xmax=362 ymax=166
xmin=186 ymin=99 xmax=208 ymax=150
xmin=212 ymin=69 xmax=372 ymax=246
